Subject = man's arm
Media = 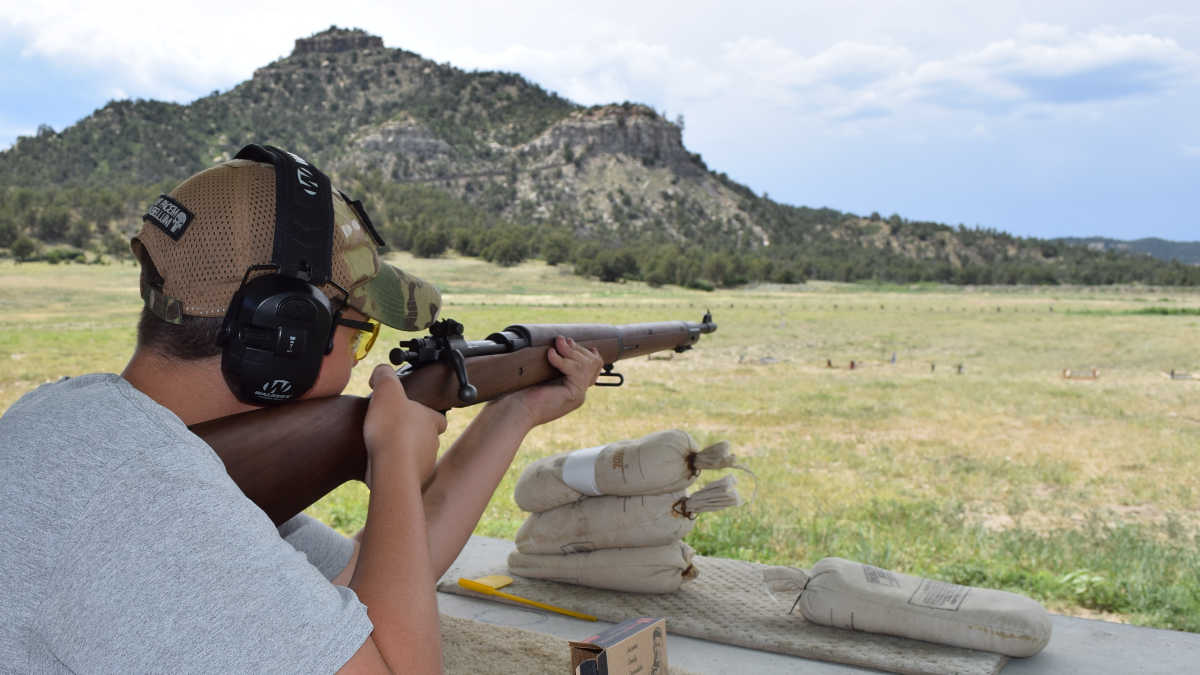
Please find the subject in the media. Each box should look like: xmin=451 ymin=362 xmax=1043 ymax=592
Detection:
xmin=337 ymin=365 xmax=447 ymax=674
xmin=332 ymin=337 xmax=600 ymax=592
xmin=331 ymin=529 xmax=363 ymax=587
xmin=421 ymin=336 xmax=602 ymax=576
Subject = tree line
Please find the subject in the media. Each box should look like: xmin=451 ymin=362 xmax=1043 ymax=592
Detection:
xmin=4 ymin=178 xmax=1198 ymax=288
xmin=341 ymin=177 xmax=1200 ymax=288
xmin=0 ymin=182 xmax=169 ymax=263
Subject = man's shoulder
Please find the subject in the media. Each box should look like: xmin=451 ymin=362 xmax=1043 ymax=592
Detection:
xmin=3 ymin=376 xmax=373 ymax=674
xmin=8 ymin=373 xmax=140 ymax=418
xmin=1 ymin=373 xmax=219 ymax=490
xmin=6 ymin=373 xmax=189 ymax=441
xmin=0 ymin=374 xmax=244 ymax=642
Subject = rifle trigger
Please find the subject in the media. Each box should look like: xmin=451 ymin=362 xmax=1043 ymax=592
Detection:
xmin=596 ymin=364 xmax=624 ymax=387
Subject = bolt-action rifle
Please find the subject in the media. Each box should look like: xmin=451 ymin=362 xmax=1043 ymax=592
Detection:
xmin=191 ymin=312 xmax=717 ymax=525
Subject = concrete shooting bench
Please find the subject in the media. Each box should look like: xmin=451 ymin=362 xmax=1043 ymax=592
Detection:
xmin=437 ymin=536 xmax=1200 ymax=674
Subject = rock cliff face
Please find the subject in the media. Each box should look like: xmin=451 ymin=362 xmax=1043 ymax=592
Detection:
xmin=524 ymin=105 xmax=699 ymax=176
xmin=352 ymin=117 xmax=453 ymax=165
xmin=293 ymin=27 xmax=383 ymax=55
xmin=334 ymin=100 xmax=767 ymax=245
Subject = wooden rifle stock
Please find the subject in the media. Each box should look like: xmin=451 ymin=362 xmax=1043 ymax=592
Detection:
xmin=191 ymin=314 xmax=716 ymax=525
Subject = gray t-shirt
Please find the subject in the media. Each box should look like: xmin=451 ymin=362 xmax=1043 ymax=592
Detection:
xmin=0 ymin=374 xmax=373 ymax=672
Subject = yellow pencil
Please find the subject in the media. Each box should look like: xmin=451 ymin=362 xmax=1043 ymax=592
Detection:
xmin=457 ymin=578 xmax=597 ymax=621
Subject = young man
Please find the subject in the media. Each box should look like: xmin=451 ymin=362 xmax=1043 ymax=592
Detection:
xmin=0 ymin=151 xmax=603 ymax=673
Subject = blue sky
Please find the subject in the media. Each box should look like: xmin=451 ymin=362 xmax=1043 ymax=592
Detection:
xmin=2 ymin=1 xmax=1198 ymax=241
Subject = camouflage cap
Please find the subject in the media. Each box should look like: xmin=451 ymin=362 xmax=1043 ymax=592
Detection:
xmin=131 ymin=157 xmax=441 ymax=331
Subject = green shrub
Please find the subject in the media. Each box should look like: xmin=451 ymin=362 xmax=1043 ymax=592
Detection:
xmin=11 ymin=235 xmax=39 ymax=261
xmin=540 ymin=232 xmax=573 ymax=266
xmin=0 ymin=216 xmax=18 ymax=247
xmin=411 ymin=229 xmax=449 ymax=258
xmin=482 ymin=234 xmax=529 ymax=267
xmin=43 ymin=247 xmax=84 ymax=264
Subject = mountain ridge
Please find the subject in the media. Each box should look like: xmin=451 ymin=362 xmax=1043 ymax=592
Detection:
xmin=1056 ymin=237 xmax=1200 ymax=266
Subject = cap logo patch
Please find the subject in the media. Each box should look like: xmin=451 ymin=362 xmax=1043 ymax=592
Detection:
xmin=287 ymin=151 xmax=320 ymax=197
xmin=296 ymin=166 xmax=319 ymax=196
xmin=144 ymin=195 xmax=194 ymax=241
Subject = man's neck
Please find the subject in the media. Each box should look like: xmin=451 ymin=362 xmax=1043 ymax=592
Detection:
xmin=121 ymin=349 xmax=257 ymax=426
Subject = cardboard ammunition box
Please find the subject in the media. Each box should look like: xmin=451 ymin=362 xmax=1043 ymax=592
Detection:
xmin=570 ymin=617 xmax=668 ymax=675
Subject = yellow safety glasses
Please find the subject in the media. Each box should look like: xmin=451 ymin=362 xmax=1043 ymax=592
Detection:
xmin=336 ymin=315 xmax=381 ymax=361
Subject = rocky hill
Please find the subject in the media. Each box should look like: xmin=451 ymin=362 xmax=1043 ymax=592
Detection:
xmin=1 ymin=27 xmax=1194 ymax=286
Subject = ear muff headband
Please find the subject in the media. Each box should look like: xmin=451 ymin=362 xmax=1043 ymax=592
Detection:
xmin=218 ymin=145 xmax=340 ymax=406
xmin=233 ymin=144 xmax=335 ymax=283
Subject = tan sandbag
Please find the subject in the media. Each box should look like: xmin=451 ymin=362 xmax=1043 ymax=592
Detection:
xmin=513 ymin=430 xmax=735 ymax=512
xmin=763 ymin=558 xmax=1052 ymax=658
xmin=514 ymin=476 xmax=741 ymax=554
xmin=507 ymin=541 xmax=699 ymax=593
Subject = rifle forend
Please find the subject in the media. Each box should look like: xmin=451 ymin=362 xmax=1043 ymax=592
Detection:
xmin=192 ymin=312 xmax=716 ymax=525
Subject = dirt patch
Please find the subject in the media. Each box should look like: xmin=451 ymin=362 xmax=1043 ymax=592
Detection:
xmin=1048 ymin=605 xmax=1129 ymax=624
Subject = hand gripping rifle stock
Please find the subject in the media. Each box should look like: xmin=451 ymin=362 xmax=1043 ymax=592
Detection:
xmin=191 ymin=312 xmax=717 ymax=525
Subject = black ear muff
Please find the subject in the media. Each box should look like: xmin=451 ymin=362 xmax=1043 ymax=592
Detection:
xmin=220 ymin=274 xmax=334 ymax=405
xmin=219 ymin=144 xmax=339 ymax=406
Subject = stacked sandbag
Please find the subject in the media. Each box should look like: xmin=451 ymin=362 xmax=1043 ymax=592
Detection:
xmin=762 ymin=558 xmax=1053 ymax=658
xmin=507 ymin=541 xmax=701 ymax=594
xmin=515 ymin=476 xmax=742 ymax=554
xmin=507 ymin=430 xmax=742 ymax=593
xmin=513 ymin=429 xmax=737 ymax=512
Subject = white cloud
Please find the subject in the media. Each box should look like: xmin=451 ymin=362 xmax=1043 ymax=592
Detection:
xmin=713 ymin=37 xmax=915 ymax=117
xmin=443 ymin=39 xmax=725 ymax=114
xmin=695 ymin=24 xmax=1200 ymax=124
xmin=722 ymin=38 xmax=913 ymax=89
xmin=440 ymin=23 xmax=1200 ymax=133
xmin=444 ymin=35 xmax=920 ymax=123
xmin=709 ymin=25 xmax=1198 ymax=123
xmin=3 ymin=3 xmax=1196 ymax=126
xmin=902 ymin=26 xmax=1199 ymax=111
xmin=1 ymin=2 xmax=321 ymax=103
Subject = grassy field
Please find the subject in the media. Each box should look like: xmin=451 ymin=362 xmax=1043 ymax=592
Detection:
xmin=2 ymin=255 xmax=1198 ymax=631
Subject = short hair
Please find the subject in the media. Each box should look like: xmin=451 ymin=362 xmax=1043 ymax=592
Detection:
xmin=134 ymin=249 xmax=223 ymax=360
xmin=135 ymin=308 xmax=223 ymax=361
